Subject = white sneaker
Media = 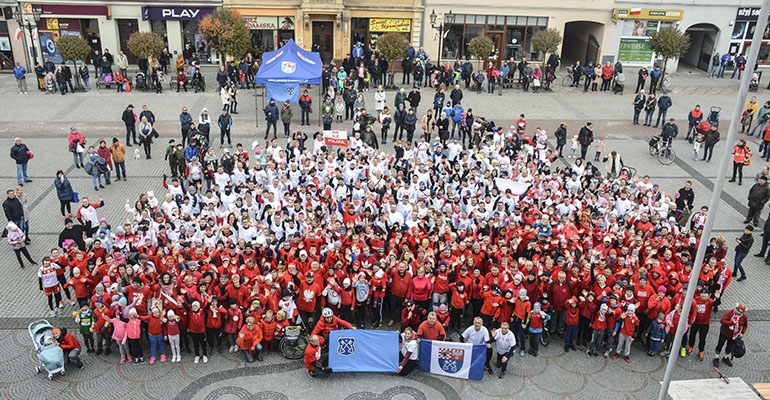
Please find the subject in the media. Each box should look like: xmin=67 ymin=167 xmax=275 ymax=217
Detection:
xmin=176 ymin=356 xmax=181 ymax=363
xmin=203 ymin=356 xmax=208 ymax=363
xmin=24 ymin=92 xmax=28 ymax=94
xmin=49 ymin=310 xmax=56 ymax=317
xmin=194 ymin=356 xmax=200 ymax=364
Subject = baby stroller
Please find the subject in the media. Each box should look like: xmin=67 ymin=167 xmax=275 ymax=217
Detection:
xmin=613 ymin=73 xmax=625 ymax=94
xmin=45 ymin=72 xmax=56 ymax=94
xmin=750 ymin=71 xmax=761 ymax=92
xmin=134 ymin=70 xmax=147 ymax=91
xmin=472 ymin=71 xmax=484 ymax=93
xmin=708 ymin=106 xmax=721 ymax=127
xmin=28 ymin=319 xmax=65 ymax=379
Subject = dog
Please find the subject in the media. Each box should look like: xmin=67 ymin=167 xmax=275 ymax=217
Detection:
xmin=134 ymin=148 xmax=141 ymax=160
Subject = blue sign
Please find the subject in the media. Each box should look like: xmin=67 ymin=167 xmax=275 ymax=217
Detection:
xmin=328 ymin=330 xmax=399 ymax=373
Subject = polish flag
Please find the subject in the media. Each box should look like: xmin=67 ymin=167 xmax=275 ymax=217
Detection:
xmin=433 ymin=31 xmax=438 ymax=42
xmin=629 ymin=8 xmax=642 ymax=15
xmin=14 ymin=27 xmax=22 ymax=40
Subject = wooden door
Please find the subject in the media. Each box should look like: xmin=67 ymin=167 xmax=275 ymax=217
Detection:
xmin=487 ymin=32 xmax=503 ymax=67
xmin=117 ymin=19 xmax=138 ymax=64
xmin=312 ymin=21 xmax=333 ymax=65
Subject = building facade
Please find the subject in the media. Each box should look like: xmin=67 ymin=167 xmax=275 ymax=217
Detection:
xmin=10 ymin=0 xmax=220 ymax=69
xmin=224 ymin=0 xmax=423 ymax=65
xmin=421 ymin=0 xmax=615 ymax=67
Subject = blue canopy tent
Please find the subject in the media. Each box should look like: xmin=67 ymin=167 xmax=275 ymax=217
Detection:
xmin=255 ymin=39 xmax=322 ymax=104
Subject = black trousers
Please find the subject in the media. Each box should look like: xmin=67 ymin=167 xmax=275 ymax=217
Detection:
xmin=688 ymin=323 xmax=709 ymax=352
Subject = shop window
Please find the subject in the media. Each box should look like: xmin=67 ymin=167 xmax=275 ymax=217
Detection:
xmin=505 ymin=26 xmax=525 ymax=60
xmin=444 ymin=24 xmax=463 ymax=59
xmin=463 ymin=25 xmax=483 ymax=59
xmin=525 ymin=26 xmax=544 ymax=59
xmin=454 ymin=15 xmax=465 ymax=24
xmin=151 ymin=20 xmax=168 ymax=48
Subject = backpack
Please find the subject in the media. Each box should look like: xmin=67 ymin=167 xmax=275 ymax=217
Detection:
xmin=732 ymin=337 xmax=746 ymax=358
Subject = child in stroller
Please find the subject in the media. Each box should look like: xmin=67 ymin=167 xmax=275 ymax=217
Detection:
xmin=472 ymin=71 xmax=484 ymax=93
xmin=45 ymin=71 xmax=56 ymax=94
xmin=708 ymin=106 xmax=721 ymax=127
xmin=613 ymin=73 xmax=625 ymax=94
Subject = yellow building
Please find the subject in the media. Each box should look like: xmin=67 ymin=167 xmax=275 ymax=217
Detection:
xmin=225 ymin=0 xmax=423 ymax=64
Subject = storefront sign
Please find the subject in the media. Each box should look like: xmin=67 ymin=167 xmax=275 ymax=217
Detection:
xmin=245 ymin=17 xmax=278 ymax=30
xmin=369 ymin=18 xmax=411 ymax=32
xmin=618 ymin=37 xmax=653 ymax=64
xmin=615 ymin=9 xmax=683 ymax=21
xmin=28 ymin=4 xmax=108 ymax=16
xmin=735 ymin=7 xmax=770 ymax=21
xmin=142 ymin=7 xmax=213 ymax=21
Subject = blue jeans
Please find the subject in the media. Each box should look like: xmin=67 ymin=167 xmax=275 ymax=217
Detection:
xmin=645 ymin=111 xmax=655 ymax=125
xmin=91 ymin=173 xmax=102 ymax=188
xmin=655 ymin=109 xmax=668 ymax=127
xmin=709 ymin=65 xmax=718 ymax=78
xmin=633 ymin=109 xmax=641 ymax=124
xmin=73 ymin=151 xmax=84 ymax=167
xmin=731 ymin=68 xmax=742 ymax=79
xmin=488 ymin=79 xmax=495 ymax=93
xmin=565 ymin=324 xmax=578 ymax=347
xmin=752 ymin=119 xmax=768 ymax=136
xmin=148 ymin=334 xmax=165 ymax=358
xmin=718 ymin=65 xmax=727 ymax=78
xmin=734 ymin=252 xmax=747 ymax=278
xmin=82 ymin=76 xmax=90 ymax=89
xmin=114 ymin=161 xmax=126 ymax=179
xmin=242 ymin=343 xmax=263 ymax=362
xmin=15 ymin=163 xmax=28 ymax=184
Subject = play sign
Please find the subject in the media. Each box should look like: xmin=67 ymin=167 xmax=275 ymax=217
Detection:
xmin=142 ymin=6 xmax=213 ymax=21
xmin=323 ymin=130 xmax=349 ymax=147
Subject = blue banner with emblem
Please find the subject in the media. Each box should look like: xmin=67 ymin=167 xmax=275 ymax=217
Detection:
xmin=265 ymin=82 xmax=300 ymax=104
xmin=418 ymin=339 xmax=485 ymax=381
xmin=328 ymin=330 xmax=399 ymax=372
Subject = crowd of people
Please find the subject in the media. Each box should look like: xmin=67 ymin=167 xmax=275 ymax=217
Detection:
xmin=6 ymin=42 xmax=754 ymax=383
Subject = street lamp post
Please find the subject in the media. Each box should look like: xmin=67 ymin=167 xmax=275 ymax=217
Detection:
xmin=429 ymin=9 xmax=454 ymax=66
xmin=15 ymin=9 xmax=42 ymax=66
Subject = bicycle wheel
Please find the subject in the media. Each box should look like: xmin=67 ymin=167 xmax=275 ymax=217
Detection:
xmin=540 ymin=330 xmax=550 ymax=346
xmin=279 ymin=336 xmax=309 ymax=359
xmin=562 ymin=75 xmax=573 ymax=87
xmin=658 ymin=147 xmax=676 ymax=165
xmin=649 ymin=145 xmax=658 ymax=156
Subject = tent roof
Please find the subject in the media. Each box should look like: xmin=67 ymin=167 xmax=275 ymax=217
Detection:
xmin=255 ymin=39 xmax=322 ymax=85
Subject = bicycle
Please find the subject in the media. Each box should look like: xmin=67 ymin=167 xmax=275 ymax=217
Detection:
xmin=562 ymin=72 xmax=584 ymax=87
xmin=279 ymin=324 xmax=309 ymax=360
xmin=648 ymin=135 xmax=676 ymax=165
xmin=540 ymin=315 xmax=551 ymax=346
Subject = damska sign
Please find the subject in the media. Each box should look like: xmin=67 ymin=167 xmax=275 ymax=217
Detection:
xmin=141 ymin=7 xmax=213 ymax=21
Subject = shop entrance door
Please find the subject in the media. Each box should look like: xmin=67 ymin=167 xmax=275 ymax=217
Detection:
xmin=117 ymin=19 xmax=138 ymax=64
xmin=312 ymin=21 xmax=333 ymax=64
xmin=487 ymin=32 xmax=504 ymax=67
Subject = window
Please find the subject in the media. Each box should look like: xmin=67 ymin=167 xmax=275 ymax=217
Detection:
xmin=444 ymin=24 xmax=463 ymax=59
xmin=351 ymin=18 xmax=368 ymax=53
xmin=151 ymin=20 xmax=168 ymax=48
xmin=463 ymin=25 xmax=483 ymax=59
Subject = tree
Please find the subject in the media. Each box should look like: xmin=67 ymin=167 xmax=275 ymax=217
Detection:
xmin=649 ymin=27 xmax=691 ymax=90
xmin=56 ymin=34 xmax=91 ymax=90
xmin=531 ymin=28 xmax=563 ymax=64
xmin=376 ymin=33 xmax=409 ymax=89
xmin=468 ymin=36 xmax=494 ymax=70
xmin=199 ymin=8 xmax=250 ymax=65
xmin=127 ymin=31 xmax=164 ymax=62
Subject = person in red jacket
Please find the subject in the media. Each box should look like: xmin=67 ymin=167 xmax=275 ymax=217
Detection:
xmin=312 ymin=307 xmax=353 ymax=343
xmin=187 ymin=300 xmax=208 ymax=363
xmin=295 ymin=271 xmax=323 ymax=330
xmin=52 ymin=327 xmax=83 ymax=369
xmin=388 ymin=262 xmax=413 ymax=327
xmin=447 ymin=281 xmax=469 ymax=335
xmin=92 ymin=297 xmax=113 ymax=355
xmin=138 ymin=306 xmax=166 ymax=364
xmin=206 ymin=297 xmax=226 ymax=353
xmin=612 ymin=304 xmax=639 ymax=363
xmin=401 ymin=300 xmax=425 ymax=331
xmin=687 ymin=288 xmax=721 ymax=360
xmin=564 ymin=296 xmax=580 ymax=352
xmin=304 ymin=334 xmax=330 ymax=378
xmin=224 ymin=298 xmax=244 ymax=353
xmin=237 ymin=316 xmax=264 ymax=362
xmin=713 ymin=303 xmax=749 ymax=368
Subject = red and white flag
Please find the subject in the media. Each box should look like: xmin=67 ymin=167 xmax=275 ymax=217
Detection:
xmin=433 ymin=31 xmax=439 ymax=42
xmin=14 ymin=27 xmax=22 ymax=40
xmin=629 ymin=8 xmax=642 ymax=15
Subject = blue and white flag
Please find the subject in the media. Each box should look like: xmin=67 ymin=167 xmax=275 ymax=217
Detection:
xmin=328 ymin=330 xmax=399 ymax=372
xmin=266 ymin=82 xmax=300 ymax=103
xmin=418 ymin=339 xmax=485 ymax=381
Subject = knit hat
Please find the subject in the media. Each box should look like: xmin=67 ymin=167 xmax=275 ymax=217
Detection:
xmin=167 ymin=309 xmax=176 ymax=317
xmin=533 ymin=302 xmax=542 ymax=311
xmin=600 ymin=304 xmax=608 ymax=311
xmin=657 ymin=285 xmax=667 ymax=293
xmin=191 ymin=301 xmax=201 ymax=309
xmin=375 ymin=270 xmax=384 ymax=279
xmin=280 ymin=289 xmax=291 ymax=298
xmin=72 ymin=267 xmax=80 ymax=275
xmin=51 ymin=328 xmax=61 ymax=335
xmin=343 ymin=278 xmax=351 ymax=286
xmin=95 ymin=283 xmax=104 ymax=292
xmin=736 ymin=303 xmax=747 ymax=312
xmin=438 ymin=304 xmax=447 ymax=312
xmin=519 ymin=288 xmax=527 ymax=296
xmin=627 ymin=304 xmax=636 ymax=312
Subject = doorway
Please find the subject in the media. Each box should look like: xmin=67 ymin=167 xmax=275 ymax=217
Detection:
xmin=684 ymin=24 xmax=720 ymax=71
xmin=561 ymin=21 xmax=605 ymax=67
xmin=117 ymin=19 xmax=138 ymax=64
xmin=312 ymin=21 xmax=333 ymax=65
xmin=487 ymin=32 xmax=503 ymax=67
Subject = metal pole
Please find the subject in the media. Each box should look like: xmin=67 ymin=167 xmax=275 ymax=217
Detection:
xmin=657 ymin=1 xmax=770 ymax=399
xmin=437 ymin=23 xmax=443 ymax=67
xmin=27 ymin=21 xmax=38 ymax=66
